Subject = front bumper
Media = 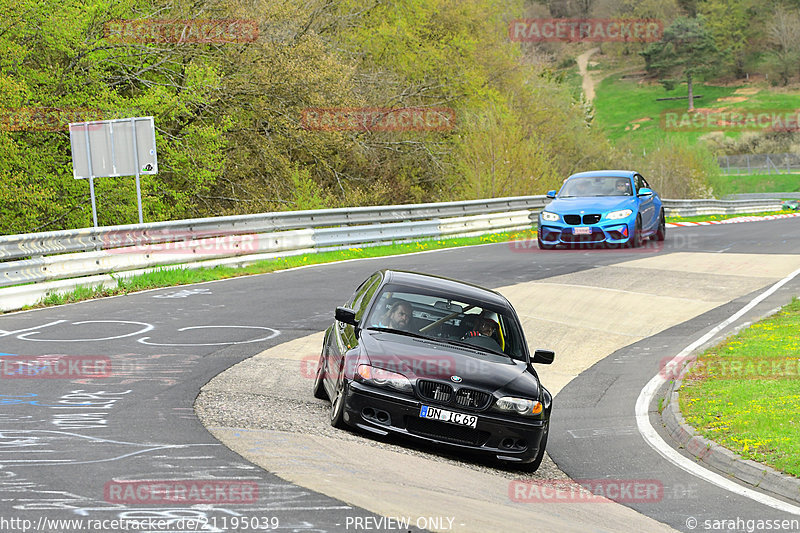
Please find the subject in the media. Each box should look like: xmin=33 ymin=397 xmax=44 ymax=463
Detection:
xmin=538 ymin=217 xmax=635 ymax=245
xmin=341 ymin=381 xmax=547 ymax=464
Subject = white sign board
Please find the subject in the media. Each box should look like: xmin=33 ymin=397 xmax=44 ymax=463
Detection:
xmin=69 ymin=116 xmax=157 ymax=226
xmin=69 ymin=116 xmax=157 ymax=179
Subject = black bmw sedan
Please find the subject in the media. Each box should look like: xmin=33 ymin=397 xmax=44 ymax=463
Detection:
xmin=313 ymin=269 xmax=554 ymax=471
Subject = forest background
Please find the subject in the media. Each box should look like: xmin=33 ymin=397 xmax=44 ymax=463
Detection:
xmin=1 ymin=0 xmax=798 ymax=233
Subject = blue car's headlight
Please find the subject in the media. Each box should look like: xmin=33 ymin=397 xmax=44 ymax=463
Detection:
xmin=606 ymin=209 xmax=633 ymax=220
xmin=541 ymin=211 xmax=559 ymax=222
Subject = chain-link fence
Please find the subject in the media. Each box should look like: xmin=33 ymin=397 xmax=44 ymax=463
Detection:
xmin=718 ymin=153 xmax=800 ymax=175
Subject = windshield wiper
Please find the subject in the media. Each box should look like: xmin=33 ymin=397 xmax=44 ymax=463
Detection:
xmin=365 ymin=326 xmax=432 ymax=341
xmin=438 ymin=338 xmax=511 ymax=358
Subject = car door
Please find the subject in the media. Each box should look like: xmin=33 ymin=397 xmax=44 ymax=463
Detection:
xmin=644 ymin=175 xmax=664 ymax=226
xmin=328 ymin=272 xmax=382 ymax=384
xmin=635 ymin=174 xmax=656 ymax=231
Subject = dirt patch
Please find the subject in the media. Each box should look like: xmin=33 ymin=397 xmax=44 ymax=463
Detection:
xmin=734 ymin=88 xmax=760 ymax=95
xmin=717 ymin=96 xmax=749 ymax=103
xmin=576 ymin=47 xmax=600 ymax=102
xmin=631 ymin=117 xmax=652 ymax=123
xmin=693 ymin=107 xmax=730 ymax=113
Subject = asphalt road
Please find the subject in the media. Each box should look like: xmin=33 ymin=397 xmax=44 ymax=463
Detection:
xmin=0 ymin=218 xmax=797 ymax=532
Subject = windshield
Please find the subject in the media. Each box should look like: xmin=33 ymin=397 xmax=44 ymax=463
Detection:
xmin=559 ymin=176 xmax=633 ymax=197
xmin=365 ymin=284 xmax=528 ymax=361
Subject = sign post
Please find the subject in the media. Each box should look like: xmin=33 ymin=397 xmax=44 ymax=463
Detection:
xmin=69 ymin=116 xmax=158 ymax=227
xmin=82 ymin=125 xmax=98 ymax=227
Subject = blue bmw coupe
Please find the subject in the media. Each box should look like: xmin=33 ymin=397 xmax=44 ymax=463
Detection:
xmin=537 ymin=170 xmax=666 ymax=249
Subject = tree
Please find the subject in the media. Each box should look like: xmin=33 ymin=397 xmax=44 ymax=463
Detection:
xmin=641 ymin=17 xmax=719 ymax=110
xmin=766 ymin=7 xmax=800 ymax=85
xmin=676 ymin=0 xmax=698 ymax=17
xmin=699 ymin=0 xmax=761 ymax=79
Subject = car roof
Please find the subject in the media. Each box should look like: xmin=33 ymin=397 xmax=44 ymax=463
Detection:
xmin=379 ymin=270 xmax=513 ymax=310
xmin=567 ymin=170 xmax=638 ymax=179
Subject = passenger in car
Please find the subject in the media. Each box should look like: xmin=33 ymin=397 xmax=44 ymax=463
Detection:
xmin=462 ymin=317 xmax=497 ymax=339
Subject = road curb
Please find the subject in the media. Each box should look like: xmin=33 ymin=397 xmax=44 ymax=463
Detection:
xmin=666 ymin=212 xmax=800 ymax=228
xmin=662 ymin=391 xmax=800 ymax=503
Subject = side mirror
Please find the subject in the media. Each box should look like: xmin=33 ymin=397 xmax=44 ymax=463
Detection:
xmin=546 ymin=190 xmax=557 ymax=199
xmin=532 ymin=349 xmax=555 ymax=365
xmin=637 ymin=188 xmax=653 ymax=197
xmin=335 ymin=307 xmax=358 ymax=327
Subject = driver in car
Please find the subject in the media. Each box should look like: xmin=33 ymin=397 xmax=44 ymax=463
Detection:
xmin=376 ymin=301 xmax=412 ymax=330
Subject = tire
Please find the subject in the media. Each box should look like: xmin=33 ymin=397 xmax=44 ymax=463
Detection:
xmin=626 ymin=217 xmax=643 ymax=248
xmin=521 ymin=427 xmax=549 ymax=473
xmin=312 ymin=352 xmax=328 ymax=400
xmin=329 ymin=377 xmax=347 ymax=429
xmin=653 ymin=211 xmax=666 ymax=241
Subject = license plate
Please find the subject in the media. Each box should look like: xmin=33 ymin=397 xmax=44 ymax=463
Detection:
xmin=573 ymin=227 xmax=592 ymax=235
xmin=419 ymin=405 xmax=478 ymax=428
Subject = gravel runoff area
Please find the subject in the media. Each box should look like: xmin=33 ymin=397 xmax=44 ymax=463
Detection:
xmin=195 ymin=353 xmax=567 ymax=482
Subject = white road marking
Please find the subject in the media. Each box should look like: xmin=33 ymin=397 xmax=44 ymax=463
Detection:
xmin=153 ymin=288 xmax=212 ymax=299
xmin=15 ymin=321 xmax=154 ymax=342
xmin=636 ymin=266 xmax=800 ymax=516
xmin=137 ymin=326 xmax=280 ymax=346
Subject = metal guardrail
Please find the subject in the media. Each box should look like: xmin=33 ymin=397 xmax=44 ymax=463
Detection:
xmin=722 ymin=193 xmax=800 ymax=201
xmin=661 ymin=198 xmax=784 ymax=217
xmin=0 ymin=196 xmax=788 ymax=292
xmin=0 ymin=196 xmax=546 ymax=262
xmin=0 ymin=197 xmax=546 ymax=289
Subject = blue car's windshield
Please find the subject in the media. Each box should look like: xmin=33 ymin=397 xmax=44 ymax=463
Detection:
xmin=559 ymin=176 xmax=633 ymax=197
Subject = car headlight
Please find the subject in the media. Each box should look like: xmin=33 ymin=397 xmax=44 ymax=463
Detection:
xmin=541 ymin=211 xmax=559 ymax=222
xmin=495 ymin=396 xmax=543 ymax=416
xmin=355 ymin=364 xmax=412 ymax=393
xmin=606 ymin=209 xmax=633 ymax=220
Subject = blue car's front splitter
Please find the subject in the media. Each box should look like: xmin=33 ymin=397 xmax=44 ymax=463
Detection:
xmin=539 ymin=221 xmax=634 ymax=245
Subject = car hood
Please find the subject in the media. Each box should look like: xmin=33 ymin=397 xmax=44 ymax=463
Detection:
xmin=360 ymin=330 xmax=540 ymax=396
xmin=545 ymin=196 xmax=635 ymax=214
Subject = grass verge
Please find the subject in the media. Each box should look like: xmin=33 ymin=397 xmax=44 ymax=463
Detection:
xmin=679 ymin=297 xmax=800 ymax=477
xmin=22 ymin=229 xmax=538 ymax=311
xmin=718 ymin=173 xmax=800 ymax=195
